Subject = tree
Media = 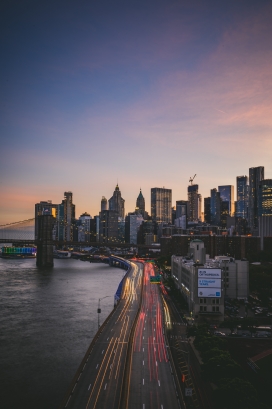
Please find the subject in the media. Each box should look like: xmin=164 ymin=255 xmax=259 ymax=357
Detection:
xmin=214 ymin=377 xmax=258 ymax=409
xmin=202 ymin=354 xmax=243 ymax=382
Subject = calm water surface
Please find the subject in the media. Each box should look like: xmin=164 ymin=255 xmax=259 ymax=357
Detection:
xmin=0 ymin=257 xmax=126 ymax=409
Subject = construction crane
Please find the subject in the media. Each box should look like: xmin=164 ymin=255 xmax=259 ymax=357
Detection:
xmin=189 ymin=174 xmax=196 ymax=185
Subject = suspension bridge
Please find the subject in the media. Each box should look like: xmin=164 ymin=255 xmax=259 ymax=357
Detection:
xmin=0 ymin=218 xmax=35 ymax=242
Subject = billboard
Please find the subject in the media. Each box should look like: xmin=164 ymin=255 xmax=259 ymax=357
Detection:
xmin=198 ymin=269 xmax=221 ymax=298
xmin=198 ymin=288 xmax=221 ymax=298
xmin=198 ymin=269 xmax=221 ymax=279
xmin=198 ymin=278 xmax=221 ymax=288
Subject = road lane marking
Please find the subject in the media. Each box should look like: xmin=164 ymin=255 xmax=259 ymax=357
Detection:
xmin=143 ymin=336 xmax=144 ymax=339
xmin=143 ymin=347 xmax=144 ymax=352
xmin=96 ymin=364 xmax=99 ymax=369
xmin=107 ymin=337 xmax=109 ymax=340
xmin=143 ymin=379 xmax=144 ymax=385
xmin=88 ymin=384 xmax=91 ymax=390
xmin=65 ymin=396 xmax=71 ymax=407
xmin=104 ymin=383 xmax=107 ymax=390
xmin=158 ymin=380 xmax=160 ymax=386
xmin=72 ymin=384 xmax=77 ymax=393
xmin=156 ymin=361 xmax=158 ymax=366
xmin=143 ymin=360 xmax=144 ymax=365
xmin=161 ymin=405 xmax=163 ymax=409
xmin=102 ymin=350 xmax=104 ymax=354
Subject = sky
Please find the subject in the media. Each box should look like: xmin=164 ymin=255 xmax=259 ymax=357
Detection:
xmin=1 ymin=0 xmax=272 ymax=224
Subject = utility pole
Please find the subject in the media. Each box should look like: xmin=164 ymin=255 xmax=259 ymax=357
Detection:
xmin=97 ymin=296 xmax=110 ymax=329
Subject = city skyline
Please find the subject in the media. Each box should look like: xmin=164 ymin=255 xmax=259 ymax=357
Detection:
xmin=1 ymin=0 xmax=272 ymax=224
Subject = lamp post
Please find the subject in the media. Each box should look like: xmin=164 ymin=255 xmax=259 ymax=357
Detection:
xmin=97 ymin=296 xmax=110 ymax=329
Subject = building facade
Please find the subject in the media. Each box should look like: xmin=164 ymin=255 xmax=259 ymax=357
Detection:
xmin=125 ymin=212 xmax=144 ymax=244
xmin=78 ymin=212 xmax=92 ymax=242
xmin=236 ymin=176 xmax=249 ymax=219
xmin=108 ymin=184 xmax=125 ymax=219
xmin=210 ymin=188 xmax=221 ymax=226
xmin=218 ymin=185 xmax=234 ymax=216
xmin=171 ymin=240 xmax=224 ymax=323
xmin=151 ymin=187 xmax=172 ymax=223
xmin=57 ymin=191 xmax=76 ymax=241
xmin=99 ymin=210 xmax=118 ymax=243
xmin=136 ymin=189 xmax=146 ymax=218
xmin=248 ymin=166 xmax=264 ymax=235
xmin=188 ymin=184 xmax=201 ymax=222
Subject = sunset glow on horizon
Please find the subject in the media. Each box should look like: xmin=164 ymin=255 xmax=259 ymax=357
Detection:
xmin=1 ymin=0 xmax=271 ymax=224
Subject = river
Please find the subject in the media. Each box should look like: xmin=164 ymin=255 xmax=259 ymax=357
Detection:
xmin=0 ymin=257 xmax=126 ymax=409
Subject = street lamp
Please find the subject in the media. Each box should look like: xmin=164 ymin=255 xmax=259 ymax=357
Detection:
xmin=97 ymin=296 xmax=110 ymax=329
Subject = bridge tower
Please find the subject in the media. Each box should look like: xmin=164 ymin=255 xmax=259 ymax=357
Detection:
xmin=36 ymin=214 xmax=54 ymax=267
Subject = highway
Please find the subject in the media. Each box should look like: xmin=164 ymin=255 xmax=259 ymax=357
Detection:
xmin=128 ymin=263 xmax=182 ymax=409
xmin=60 ymin=262 xmax=186 ymax=409
xmin=60 ymin=261 xmax=143 ymax=409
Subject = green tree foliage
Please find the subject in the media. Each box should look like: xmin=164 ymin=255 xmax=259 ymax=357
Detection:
xmin=214 ymin=378 xmax=258 ymax=409
xmin=202 ymin=355 xmax=243 ymax=382
xmin=194 ymin=334 xmax=226 ymax=354
xmin=202 ymin=348 xmax=231 ymax=363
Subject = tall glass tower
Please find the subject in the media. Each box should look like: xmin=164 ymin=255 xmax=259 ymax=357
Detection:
xmin=236 ymin=176 xmax=249 ymax=219
xmin=151 ymin=188 xmax=172 ymax=223
xmin=218 ymin=185 xmax=234 ymax=216
xmin=258 ymin=179 xmax=272 ymax=216
xmin=248 ymin=166 xmax=264 ymax=234
xmin=188 ymin=185 xmax=201 ymax=222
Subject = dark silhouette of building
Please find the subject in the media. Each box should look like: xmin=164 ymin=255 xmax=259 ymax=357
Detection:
xmin=136 ymin=189 xmax=146 ymax=219
xmin=236 ymin=176 xmax=249 ymax=219
xmin=218 ymin=185 xmax=234 ymax=216
xmin=151 ymin=187 xmax=172 ymax=223
xmin=249 ymin=166 xmax=264 ymax=235
xmin=108 ymin=184 xmax=125 ymax=218
xmin=99 ymin=210 xmax=118 ymax=243
xmin=101 ymin=196 xmax=108 ymax=211
xmin=188 ymin=184 xmax=201 ymax=222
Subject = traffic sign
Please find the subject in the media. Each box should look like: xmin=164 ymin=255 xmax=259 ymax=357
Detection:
xmin=185 ymin=388 xmax=192 ymax=396
xmin=150 ymin=275 xmax=161 ymax=283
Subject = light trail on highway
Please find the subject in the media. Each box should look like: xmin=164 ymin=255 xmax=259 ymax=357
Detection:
xmin=128 ymin=263 xmax=181 ymax=409
xmin=60 ymin=262 xmax=143 ymax=409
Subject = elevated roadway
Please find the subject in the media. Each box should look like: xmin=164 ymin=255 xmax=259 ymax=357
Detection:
xmin=60 ymin=261 xmax=143 ymax=409
xmin=60 ymin=262 xmax=186 ymax=409
xmin=128 ymin=262 xmax=182 ymax=409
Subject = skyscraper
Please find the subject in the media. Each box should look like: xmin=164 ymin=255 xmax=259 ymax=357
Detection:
xmin=248 ymin=166 xmax=264 ymax=234
xmin=101 ymin=196 xmax=108 ymax=211
xmin=204 ymin=197 xmax=211 ymax=224
xmin=218 ymin=185 xmax=234 ymax=216
xmin=210 ymin=188 xmax=221 ymax=226
xmin=151 ymin=188 xmax=172 ymax=223
xmin=99 ymin=210 xmax=118 ymax=243
xmin=258 ymin=179 xmax=272 ymax=249
xmin=236 ymin=176 xmax=249 ymax=219
xmin=136 ymin=189 xmax=145 ymax=217
xmin=188 ymin=184 xmax=201 ymax=222
xmin=58 ymin=191 xmax=75 ymax=241
xmin=108 ymin=184 xmax=125 ymax=218
xmin=258 ymin=180 xmax=272 ymax=216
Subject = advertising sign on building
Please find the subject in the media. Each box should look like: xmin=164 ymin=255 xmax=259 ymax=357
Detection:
xmin=198 ymin=269 xmax=221 ymax=278
xmin=198 ymin=278 xmax=221 ymax=288
xmin=198 ymin=288 xmax=221 ymax=298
